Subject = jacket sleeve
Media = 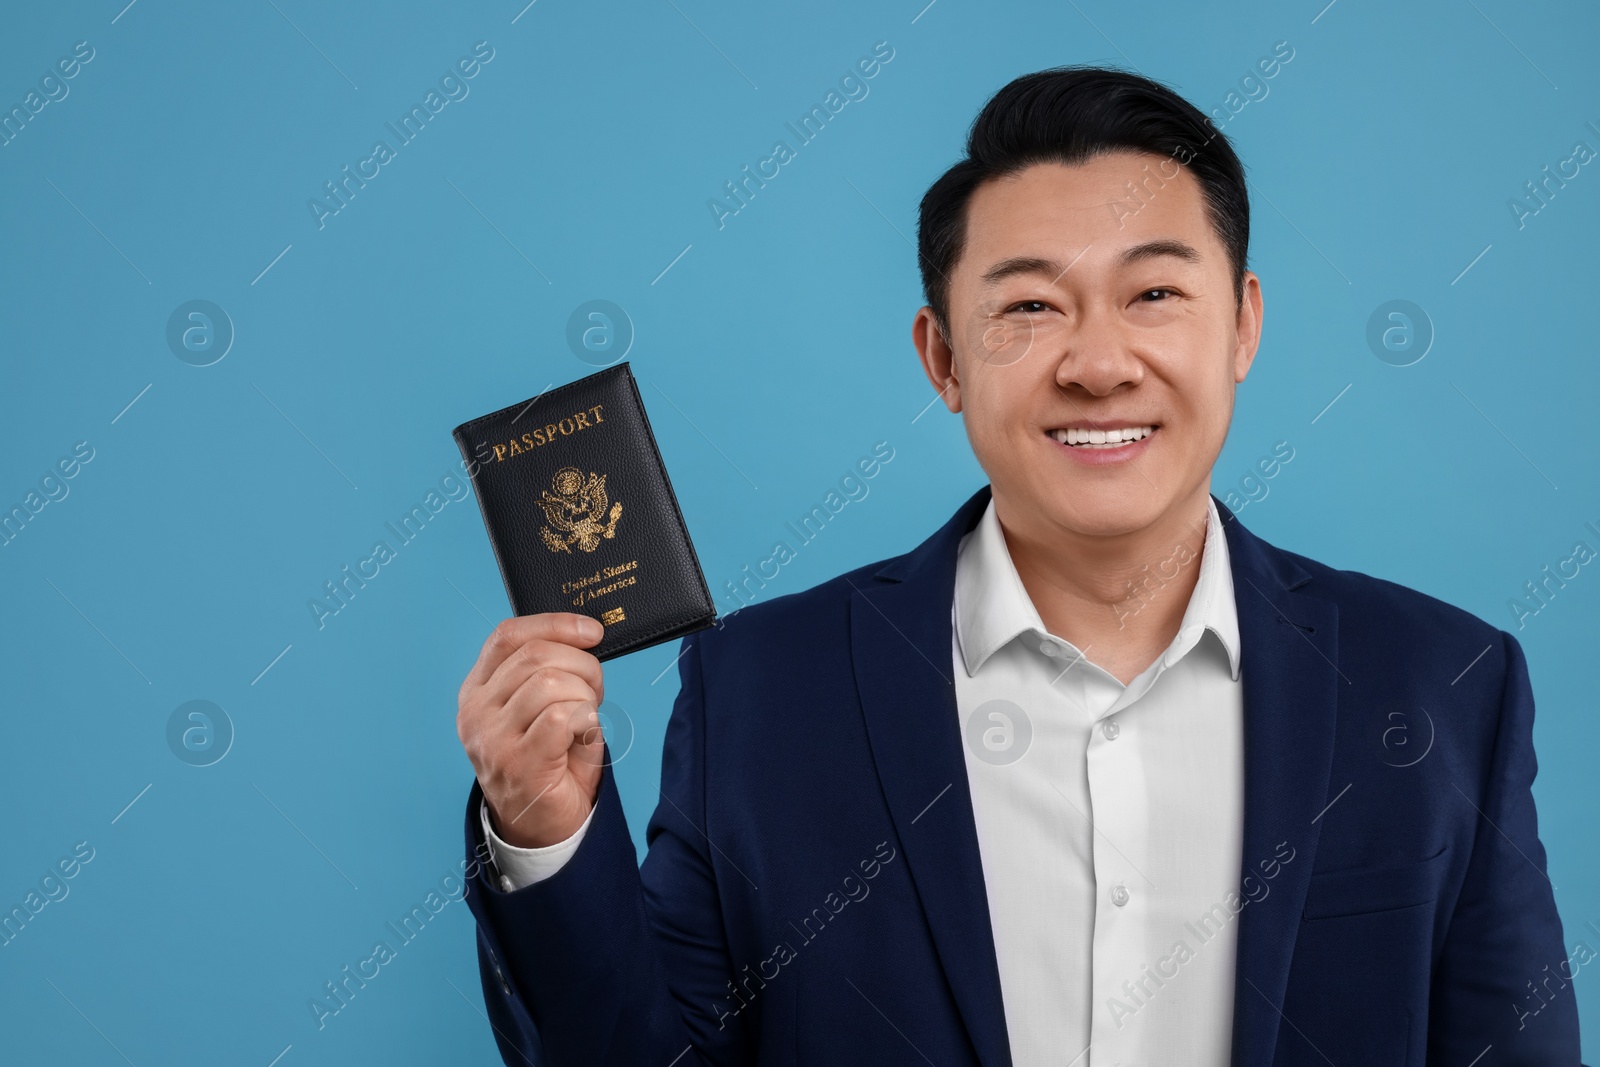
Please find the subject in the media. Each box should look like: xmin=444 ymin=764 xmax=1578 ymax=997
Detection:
xmin=460 ymin=633 xmax=752 ymax=1066
xmin=1427 ymin=629 xmax=1583 ymax=1063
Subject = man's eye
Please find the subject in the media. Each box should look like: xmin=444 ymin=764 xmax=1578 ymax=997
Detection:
xmin=1005 ymin=300 xmax=1049 ymax=314
xmin=1138 ymin=288 xmax=1177 ymax=302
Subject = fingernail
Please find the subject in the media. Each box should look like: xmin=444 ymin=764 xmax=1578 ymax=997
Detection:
xmin=580 ymin=616 xmax=604 ymax=640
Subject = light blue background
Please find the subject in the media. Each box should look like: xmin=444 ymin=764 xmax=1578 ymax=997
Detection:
xmin=3 ymin=0 xmax=1596 ymax=1062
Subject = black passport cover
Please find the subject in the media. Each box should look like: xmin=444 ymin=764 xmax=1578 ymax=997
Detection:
xmin=451 ymin=363 xmax=716 ymax=660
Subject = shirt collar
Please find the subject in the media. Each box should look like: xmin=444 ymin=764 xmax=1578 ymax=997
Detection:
xmin=954 ymin=495 xmax=1241 ymax=681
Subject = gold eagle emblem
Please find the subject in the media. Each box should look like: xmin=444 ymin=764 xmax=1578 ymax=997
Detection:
xmin=537 ymin=466 xmax=622 ymax=553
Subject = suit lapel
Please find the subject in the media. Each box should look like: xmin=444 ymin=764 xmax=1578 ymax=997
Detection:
xmin=1217 ymin=500 xmax=1342 ymax=1067
xmin=850 ymin=486 xmax=1013 ymax=1067
xmin=846 ymin=488 xmax=1342 ymax=1067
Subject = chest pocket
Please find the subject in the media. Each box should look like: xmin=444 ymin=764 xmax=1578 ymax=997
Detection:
xmin=1302 ymin=845 xmax=1451 ymax=921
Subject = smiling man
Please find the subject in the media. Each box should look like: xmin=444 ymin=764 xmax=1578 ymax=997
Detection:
xmin=455 ymin=67 xmax=1582 ymax=1066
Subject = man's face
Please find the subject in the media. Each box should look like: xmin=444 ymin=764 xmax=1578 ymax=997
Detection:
xmin=915 ymin=151 xmax=1263 ymax=540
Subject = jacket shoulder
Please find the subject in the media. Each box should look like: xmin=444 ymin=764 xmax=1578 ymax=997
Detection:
xmin=686 ymin=551 xmax=905 ymax=661
xmin=1280 ymin=544 xmax=1509 ymax=657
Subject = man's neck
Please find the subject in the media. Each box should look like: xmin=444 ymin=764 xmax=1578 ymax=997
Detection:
xmin=993 ymin=487 xmax=1213 ymax=686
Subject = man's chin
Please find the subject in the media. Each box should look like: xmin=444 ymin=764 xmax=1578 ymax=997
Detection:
xmin=1006 ymin=482 xmax=1168 ymax=540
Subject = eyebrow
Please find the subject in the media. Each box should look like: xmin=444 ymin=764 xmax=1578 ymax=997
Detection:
xmin=979 ymin=239 xmax=1203 ymax=286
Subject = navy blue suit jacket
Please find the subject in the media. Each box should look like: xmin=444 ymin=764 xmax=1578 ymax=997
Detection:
xmin=461 ymin=486 xmax=1582 ymax=1065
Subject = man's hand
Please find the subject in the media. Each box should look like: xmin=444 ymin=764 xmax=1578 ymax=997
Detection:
xmin=457 ymin=613 xmax=608 ymax=849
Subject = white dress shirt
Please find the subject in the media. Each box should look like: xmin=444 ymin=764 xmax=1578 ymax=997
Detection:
xmin=480 ymin=788 xmax=595 ymax=892
xmin=482 ymin=496 xmax=1245 ymax=1067
xmin=954 ymin=496 xmax=1243 ymax=1066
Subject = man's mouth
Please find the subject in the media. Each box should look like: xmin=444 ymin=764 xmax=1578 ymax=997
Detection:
xmin=1048 ymin=425 xmax=1157 ymax=449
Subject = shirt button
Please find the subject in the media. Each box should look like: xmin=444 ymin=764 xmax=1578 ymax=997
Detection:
xmin=1038 ymin=638 xmax=1058 ymax=656
xmin=1111 ymin=884 xmax=1130 ymax=907
xmin=499 ymin=875 xmax=514 ymax=893
xmin=1103 ymin=719 xmax=1120 ymax=740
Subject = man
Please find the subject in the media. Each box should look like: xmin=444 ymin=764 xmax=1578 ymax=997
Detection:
xmin=455 ymin=67 xmax=1582 ymax=1065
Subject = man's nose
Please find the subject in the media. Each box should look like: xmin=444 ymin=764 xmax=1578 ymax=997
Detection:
xmin=1053 ymin=310 xmax=1143 ymax=396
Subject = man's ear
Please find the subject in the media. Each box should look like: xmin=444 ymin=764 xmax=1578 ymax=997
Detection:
xmin=912 ymin=306 xmax=963 ymax=414
xmin=1233 ymin=271 xmax=1264 ymax=384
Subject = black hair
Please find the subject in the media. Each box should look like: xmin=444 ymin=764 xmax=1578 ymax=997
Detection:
xmin=916 ymin=65 xmax=1250 ymax=343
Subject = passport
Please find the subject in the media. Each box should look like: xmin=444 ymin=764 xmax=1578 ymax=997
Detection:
xmin=452 ymin=363 xmax=717 ymax=660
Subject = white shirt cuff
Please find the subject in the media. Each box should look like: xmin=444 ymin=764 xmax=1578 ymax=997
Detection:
xmin=479 ymin=796 xmax=595 ymax=892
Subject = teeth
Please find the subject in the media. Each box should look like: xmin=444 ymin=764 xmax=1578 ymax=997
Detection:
xmin=1052 ymin=425 xmax=1154 ymax=448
